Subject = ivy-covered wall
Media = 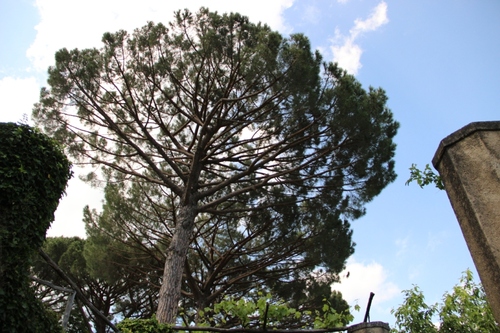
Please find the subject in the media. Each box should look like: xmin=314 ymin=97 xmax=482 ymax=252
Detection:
xmin=0 ymin=122 xmax=72 ymax=332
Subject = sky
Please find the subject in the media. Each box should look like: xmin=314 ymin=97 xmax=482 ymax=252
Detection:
xmin=1 ymin=0 xmax=499 ymax=327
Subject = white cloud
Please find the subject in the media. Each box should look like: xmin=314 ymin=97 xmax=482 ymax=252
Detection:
xmin=350 ymin=2 xmax=389 ymax=39
xmin=332 ymin=257 xmax=400 ymax=305
xmin=332 ymin=257 xmax=400 ymax=324
xmin=48 ymin=175 xmax=104 ymax=238
xmin=27 ymin=0 xmax=294 ymax=72
xmin=0 ymin=76 xmax=40 ymax=124
xmin=330 ymin=1 xmax=388 ymax=75
xmin=331 ymin=39 xmax=363 ymax=76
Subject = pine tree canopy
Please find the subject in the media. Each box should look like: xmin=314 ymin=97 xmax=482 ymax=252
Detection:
xmin=33 ymin=8 xmax=399 ymax=323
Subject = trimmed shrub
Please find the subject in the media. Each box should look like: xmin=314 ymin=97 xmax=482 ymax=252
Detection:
xmin=117 ymin=317 xmax=173 ymax=333
xmin=0 ymin=122 xmax=72 ymax=332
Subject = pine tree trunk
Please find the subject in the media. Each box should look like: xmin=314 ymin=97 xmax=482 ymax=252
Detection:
xmin=156 ymin=204 xmax=196 ymax=324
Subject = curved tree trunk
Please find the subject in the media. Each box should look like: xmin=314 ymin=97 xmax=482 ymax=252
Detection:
xmin=157 ymin=204 xmax=197 ymax=324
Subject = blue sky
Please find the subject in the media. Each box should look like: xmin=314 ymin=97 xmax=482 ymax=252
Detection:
xmin=1 ymin=0 xmax=499 ymax=327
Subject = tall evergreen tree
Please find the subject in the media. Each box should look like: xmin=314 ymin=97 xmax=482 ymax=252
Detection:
xmin=33 ymin=8 xmax=399 ymax=323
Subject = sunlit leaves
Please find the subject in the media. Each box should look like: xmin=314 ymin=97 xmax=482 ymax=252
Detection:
xmin=391 ymin=269 xmax=499 ymax=333
xmin=406 ymin=163 xmax=444 ymax=190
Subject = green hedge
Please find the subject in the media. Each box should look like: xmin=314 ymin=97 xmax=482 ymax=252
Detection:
xmin=0 ymin=122 xmax=72 ymax=332
xmin=117 ymin=317 xmax=173 ymax=333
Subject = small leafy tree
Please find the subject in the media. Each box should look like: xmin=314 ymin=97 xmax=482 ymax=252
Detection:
xmin=198 ymin=292 xmax=353 ymax=329
xmin=118 ymin=292 xmax=355 ymax=332
xmin=391 ymin=269 xmax=499 ymax=333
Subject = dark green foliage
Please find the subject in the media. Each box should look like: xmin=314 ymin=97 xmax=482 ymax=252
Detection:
xmin=391 ymin=269 xmax=499 ymax=333
xmin=0 ymin=122 xmax=72 ymax=332
xmin=32 ymin=237 xmax=91 ymax=333
xmin=33 ymin=236 xmax=157 ymax=333
xmin=117 ymin=317 xmax=172 ymax=333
